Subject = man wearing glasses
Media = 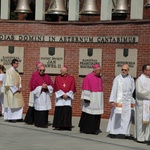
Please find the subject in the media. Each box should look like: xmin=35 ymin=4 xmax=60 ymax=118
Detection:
xmin=4 ymin=59 xmax=24 ymax=122
xmin=135 ymin=64 xmax=150 ymax=143
xmin=31 ymin=64 xmax=53 ymax=128
xmin=107 ymin=64 xmax=135 ymax=139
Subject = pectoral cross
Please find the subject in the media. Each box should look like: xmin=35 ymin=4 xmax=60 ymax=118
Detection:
xmin=63 ymin=83 xmax=66 ymax=87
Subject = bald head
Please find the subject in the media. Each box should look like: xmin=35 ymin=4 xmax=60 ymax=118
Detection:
xmin=121 ymin=64 xmax=129 ymax=75
xmin=60 ymin=66 xmax=68 ymax=75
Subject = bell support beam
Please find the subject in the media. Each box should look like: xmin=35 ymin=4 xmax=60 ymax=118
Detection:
xmin=100 ymin=0 xmax=112 ymax=21
xmin=1 ymin=0 xmax=10 ymax=19
xmin=130 ymin=0 xmax=143 ymax=20
xmin=68 ymin=0 xmax=79 ymax=21
xmin=35 ymin=0 xmax=45 ymax=20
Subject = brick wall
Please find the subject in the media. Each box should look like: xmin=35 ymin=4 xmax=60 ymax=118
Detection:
xmin=1 ymin=18 xmax=150 ymax=118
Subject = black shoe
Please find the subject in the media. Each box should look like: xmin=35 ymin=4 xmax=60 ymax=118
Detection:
xmin=93 ymin=131 xmax=99 ymax=135
xmin=8 ymin=120 xmax=16 ymax=123
xmin=136 ymin=141 xmax=147 ymax=144
xmin=63 ymin=127 xmax=72 ymax=131
xmin=59 ymin=127 xmax=64 ymax=130
xmin=16 ymin=119 xmax=24 ymax=122
xmin=53 ymin=127 xmax=64 ymax=130
xmin=108 ymin=134 xmax=116 ymax=139
xmin=36 ymin=125 xmax=48 ymax=128
xmin=97 ymin=129 xmax=102 ymax=133
xmin=42 ymin=125 xmax=48 ymax=128
xmin=147 ymin=141 xmax=150 ymax=145
xmin=93 ymin=129 xmax=102 ymax=135
xmin=117 ymin=134 xmax=126 ymax=139
xmin=125 ymin=135 xmax=134 ymax=140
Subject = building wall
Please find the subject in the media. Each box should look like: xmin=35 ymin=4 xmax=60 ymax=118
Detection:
xmin=0 ymin=20 xmax=150 ymax=118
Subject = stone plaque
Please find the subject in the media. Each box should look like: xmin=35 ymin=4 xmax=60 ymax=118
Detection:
xmin=115 ymin=49 xmax=138 ymax=77
xmin=0 ymin=46 xmax=24 ymax=73
xmin=40 ymin=47 xmax=64 ymax=74
xmin=79 ymin=48 xmax=102 ymax=76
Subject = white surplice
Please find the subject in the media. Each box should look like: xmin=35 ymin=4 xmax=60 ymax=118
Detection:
xmin=135 ymin=74 xmax=150 ymax=142
xmin=106 ymin=74 xmax=135 ymax=135
xmin=55 ymin=90 xmax=74 ymax=106
xmin=81 ymin=90 xmax=104 ymax=115
xmin=33 ymin=85 xmax=53 ymax=111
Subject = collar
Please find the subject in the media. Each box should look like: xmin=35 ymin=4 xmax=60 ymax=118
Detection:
xmin=121 ymin=74 xmax=129 ymax=78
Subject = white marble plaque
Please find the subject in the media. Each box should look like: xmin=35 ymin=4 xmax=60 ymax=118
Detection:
xmin=0 ymin=46 xmax=24 ymax=73
xmin=79 ymin=48 xmax=102 ymax=76
xmin=40 ymin=47 xmax=64 ymax=74
xmin=115 ymin=49 xmax=138 ymax=77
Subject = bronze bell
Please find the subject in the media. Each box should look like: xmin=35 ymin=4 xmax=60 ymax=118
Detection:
xmin=45 ymin=0 xmax=67 ymax=15
xmin=14 ymin=0 xmax=32 ymax=13
xmin=112 ymin=0 xmax=129 ymax=14
xmin=80 ymin=0 xmax=99 ymax=15
xmin=144 ymin=0 xmax=150 ymax=8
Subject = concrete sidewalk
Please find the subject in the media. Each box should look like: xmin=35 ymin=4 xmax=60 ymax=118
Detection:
xmin=0 ymin=115 xmax=149 ymax=150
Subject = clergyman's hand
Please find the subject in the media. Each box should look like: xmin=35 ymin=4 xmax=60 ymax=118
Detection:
xmin=42 ymin=83 xmax=47 ymax=89
xmin=63 ymin=94 xmax=68 ymax=100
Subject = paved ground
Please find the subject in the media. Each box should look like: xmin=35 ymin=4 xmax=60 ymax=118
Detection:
xmin=0 ymin=115 xmax=149 ymax=150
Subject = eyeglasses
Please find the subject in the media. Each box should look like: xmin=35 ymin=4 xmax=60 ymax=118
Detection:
xmin=40 ymin=69 xmax=45 ymax=72
xmin=122 ymin=69 xmax=128 ymax=71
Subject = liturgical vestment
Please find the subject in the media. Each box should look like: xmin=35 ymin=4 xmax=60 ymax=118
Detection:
xmin=4 ymin=67 xmax=24 ymax=120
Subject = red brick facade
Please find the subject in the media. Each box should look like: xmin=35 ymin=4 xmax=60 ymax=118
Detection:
xmin=1 ymin=0 xmax=150 ymax=118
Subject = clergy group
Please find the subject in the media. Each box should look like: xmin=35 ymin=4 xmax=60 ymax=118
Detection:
xmin=2 ymin=60 xmax=150 ymax=144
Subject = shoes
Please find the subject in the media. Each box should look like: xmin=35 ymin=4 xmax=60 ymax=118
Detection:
xmin=7 ymin=118 xmax=24 ymax=123
xmin=16 ymin=119 xmax=24 ymax=122
xmin=147 ymin=141 xmax=150 ymax=145
xmin=53 ymin=127 xmax=72 ymax=131
xmin=79 ymin=129 xmax=102 ymax=135
xmin=41 ymin=125 xmax=48 ymax=128
xmin=62 ymin=127 xmax=72 ymax=131
xmin=8 ymin=120 xmax=17 ymax=123
xmin=108 ymin=134 xmax=116 ymax=139
xmin=136 ymin=141 xmax=148 ymax=144
xmin=93 ymin=129 xmax=102 ymax=135
xmin=93 ymin=131 xmax=99 ymax=135
xmin=117 ymin=134 xmax=126 ymax=139
xmin=97 ymin=129 xmax=102 ymax=133
xmin=53 ymin=127 xmax=64 ymax=130
xmin=108 ymin=134 xmax=134 ymax=140
xmin=125 ymin=135 xmax=134 ymax=140
xmin=36 ymin=125 xmax=48 ymax=128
